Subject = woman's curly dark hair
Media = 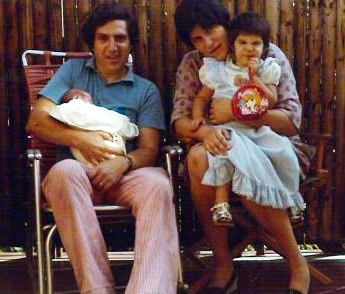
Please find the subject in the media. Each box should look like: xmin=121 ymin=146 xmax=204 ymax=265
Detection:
xmin=174 ymin=0 xmax=230 ymax=48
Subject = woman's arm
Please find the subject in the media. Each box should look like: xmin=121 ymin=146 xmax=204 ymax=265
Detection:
xmin=171 ymin=51 xmax=230 ymax=154
xmin=191 ymin=86 xmax=214 ymax=130
xmin=174 ymin=117 xmax=230 ymax=154
xmin=209 ymin=98 xmax=297 ymax=136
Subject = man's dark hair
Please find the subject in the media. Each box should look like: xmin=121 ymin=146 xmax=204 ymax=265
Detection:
xmin=174 ymin=0 xmax=230 ymax=47
xmin=81 ymin=3 xmax=138 ymax=50
xmin=229 ymin=12 xmax=271 ymax=53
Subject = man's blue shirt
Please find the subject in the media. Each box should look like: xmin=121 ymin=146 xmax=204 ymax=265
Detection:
xmin=40 ymin=57 xmax=165 ymax=159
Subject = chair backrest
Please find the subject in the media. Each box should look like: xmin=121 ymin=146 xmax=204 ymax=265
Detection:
xmin=23 ymin=50 xmax=92 ymax=177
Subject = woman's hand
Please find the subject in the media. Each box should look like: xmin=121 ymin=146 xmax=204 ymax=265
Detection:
xmin=210 ymin=98 xmax=234 ymax=124
xmin=88 ymin=156 xmax=128 ymax=192
xmin=201 ymin=127 xmax=230 ymax=155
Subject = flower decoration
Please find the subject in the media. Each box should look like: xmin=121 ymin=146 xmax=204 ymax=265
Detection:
xmin=232 ymin=84 xmax=268 ymax=120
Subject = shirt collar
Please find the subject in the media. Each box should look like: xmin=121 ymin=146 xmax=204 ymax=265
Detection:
xmin=86 ymin=56 xmax=134 ymax=84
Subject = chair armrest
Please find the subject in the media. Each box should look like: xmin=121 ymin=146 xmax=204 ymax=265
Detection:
xmin=299 ymin=132 xmax=332 ymax=189
xmin=161 ymin=144 xmax=184 ymax=157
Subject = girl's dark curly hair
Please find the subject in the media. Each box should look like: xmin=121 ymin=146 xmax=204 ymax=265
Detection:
xmin=229 ymin=12 xmax=271 ymax=55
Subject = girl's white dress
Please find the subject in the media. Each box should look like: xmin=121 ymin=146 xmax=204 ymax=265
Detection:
xmin=200 ymin=57 xmax=304 ymax=210
xmin=49 ymin=99 xmax=139 ymax=167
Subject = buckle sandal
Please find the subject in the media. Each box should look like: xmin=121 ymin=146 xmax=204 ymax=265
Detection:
xmin=211 ymin=202 xmax=233 ymax=227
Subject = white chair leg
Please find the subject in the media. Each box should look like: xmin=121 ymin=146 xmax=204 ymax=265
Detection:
xmin=46 ymin=224 xmax=57 ymax=294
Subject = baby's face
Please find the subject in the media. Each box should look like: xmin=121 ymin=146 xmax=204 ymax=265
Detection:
xmin=233 ymin=33 xmax=264 ymax=68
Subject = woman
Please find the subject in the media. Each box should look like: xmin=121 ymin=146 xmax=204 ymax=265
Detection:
xmin=172 ymin=1 xmax=312 ymax=293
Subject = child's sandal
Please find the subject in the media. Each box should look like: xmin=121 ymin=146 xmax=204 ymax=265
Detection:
xmin=211 ymin=202 xmax=233 ymax=227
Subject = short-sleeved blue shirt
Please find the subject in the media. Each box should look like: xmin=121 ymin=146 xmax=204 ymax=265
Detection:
xmin=40 ymin=57 xmax=165 ymax=159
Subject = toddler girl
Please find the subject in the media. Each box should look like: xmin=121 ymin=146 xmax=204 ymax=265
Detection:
xmin=191 ymin=12 xmax=303 ymax=226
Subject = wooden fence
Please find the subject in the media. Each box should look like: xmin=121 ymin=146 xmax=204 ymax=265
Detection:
xmin=0 ymin=0 xmax=344 ymax=247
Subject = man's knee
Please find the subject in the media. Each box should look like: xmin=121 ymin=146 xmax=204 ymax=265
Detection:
xmin=135 ymin=168 xmax=173 ymax=203
xmin=43 ymin=159 xmax=88 ymax=199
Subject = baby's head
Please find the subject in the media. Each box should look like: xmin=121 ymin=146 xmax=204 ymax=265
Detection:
xmin=229 ymin=12 xmax=271 ymax=66
xmin=63 ymin=89 xmax=93 ymax=104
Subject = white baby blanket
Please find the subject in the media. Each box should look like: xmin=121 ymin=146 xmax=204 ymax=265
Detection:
xmin=49 ymin=99 xmax=139 ymax=166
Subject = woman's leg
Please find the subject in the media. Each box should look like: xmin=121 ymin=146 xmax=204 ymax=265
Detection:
xmin=187 ymin=145 xmax=233 ymax=287
xmin=242 ymin=198 xmax=310 ymax=293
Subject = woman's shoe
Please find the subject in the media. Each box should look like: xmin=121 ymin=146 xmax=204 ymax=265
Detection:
xmin=286 ymin=290 xmax=305 ymax=294
xmin=202 ymin=270 xmax=238 ymax=294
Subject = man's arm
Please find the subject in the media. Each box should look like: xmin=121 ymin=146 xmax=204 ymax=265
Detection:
xmin=27 ymin=97 xmax=121 ymax=165
xmin=88 ymin=127 xmax=161 ymax=191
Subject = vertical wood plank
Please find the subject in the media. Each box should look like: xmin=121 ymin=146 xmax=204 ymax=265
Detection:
xmin=148 ymin=0 xmax=164 ymax=93
xmin=237 ymin=0 xmax=249 ymax=13
xmin=334 ymin=0 xmax=345 ymax=242
xmin=49 ymin=0 xmax=63 ymax=50
xmin=63 ymin=0 xmax=78 ymax=51
xmin=306 ymin=0 xmax=322 ymax=240
xmin=0 ymin=0 xmax=11 ymax=235
xmin=321 ymin=0 xmax=336 ymax=243
xmin=163 ymin=0 xmax=177 ymax=117
xmin=307 ymin=0 xmax=322 ymax=133
xmin=32 ymin=0 xmax=48 ymax=49
xmin=133 ymin=0 xmax=149 ymax=78
xmin=279 ymin=0 xmax=294 ymax=65
xmin=222 ymin=0 xmax=236 ymax=19
xmin=4 ymin=0 xmax=26 ymax=245
xmin=76 ymin=0 xmax=92 ymax=51
xmin=294 ymin=0 xmax=307 ymax=129
xmin=251 ymin=0 xmax=265 ymax=14
xmin=265 ymin=0 xmax=279 ymax=44
xmin=18 ymin=0 xmax=34 ymax=51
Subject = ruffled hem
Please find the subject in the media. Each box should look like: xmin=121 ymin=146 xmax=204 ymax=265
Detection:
xmin=202 ymin=167 xmax=305 ymax=211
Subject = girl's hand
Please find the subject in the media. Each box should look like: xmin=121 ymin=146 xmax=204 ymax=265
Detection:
xmin=210 ymin=99 xmax=234 ymax=124
xmin=191 ymin=117 xmax=206 ymax=131
xmin=202 ymin=127 xmax=230 ymax=155
xmin=248 ymin=57 xmax=260 ymax=82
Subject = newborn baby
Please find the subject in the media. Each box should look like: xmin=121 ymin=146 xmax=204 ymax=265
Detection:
xmin=49 ymin=90 xmax=139 ymax=167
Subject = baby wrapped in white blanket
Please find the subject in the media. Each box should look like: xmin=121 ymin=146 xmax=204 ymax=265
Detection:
xmin=49 ymin=99 xmax=139 ymax=167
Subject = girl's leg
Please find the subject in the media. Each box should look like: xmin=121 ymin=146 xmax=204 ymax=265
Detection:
xmin=215 ymin=185 xmax=230 ymax=204
xmin=187 ymin=145 xmax=234 ymax=287
xmin=242 ymin=198 xmax=310 ymax=294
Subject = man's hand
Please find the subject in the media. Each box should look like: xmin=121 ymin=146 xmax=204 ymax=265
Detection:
xmin=210 ymin=98 xmax=234 ymax=124
xmin=191 ymin=117 xmax=206 ymax=131
xmin=202 ymin=127 xmax=230 ymax=155
xmin=88 ymin=156 xmax=128 ymax=192
xmin=76 ymin=131 xmax=124 ymax=166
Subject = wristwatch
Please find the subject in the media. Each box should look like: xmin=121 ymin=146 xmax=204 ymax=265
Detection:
xmin=125 ymin=155 xmax=133 ymax=172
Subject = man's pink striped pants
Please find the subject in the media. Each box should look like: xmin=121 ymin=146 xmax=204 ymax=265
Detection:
xmin=42 ymin=159 xmax=179 ymax=294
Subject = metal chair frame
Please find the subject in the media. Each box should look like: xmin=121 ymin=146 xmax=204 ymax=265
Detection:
xmin=23 ymin=50 xmax=187 ymax=294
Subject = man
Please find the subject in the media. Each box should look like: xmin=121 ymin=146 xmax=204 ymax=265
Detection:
xmin=26 ymin=3 xmax=178 ymax=294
